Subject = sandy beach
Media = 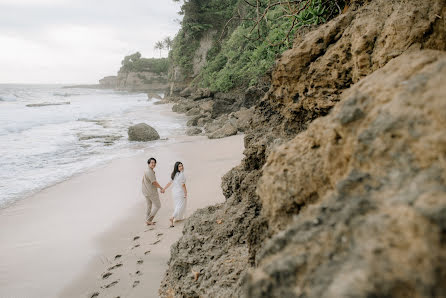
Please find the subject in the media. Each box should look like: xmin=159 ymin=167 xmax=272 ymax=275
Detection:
xmin=0 ymin=134 xmax=244 ymax=298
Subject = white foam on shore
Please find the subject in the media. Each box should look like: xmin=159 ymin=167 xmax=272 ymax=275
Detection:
xmin=0 ymin=85 xmax=187 ymax=208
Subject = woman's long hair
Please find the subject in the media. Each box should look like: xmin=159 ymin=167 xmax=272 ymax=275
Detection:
xmin=171 ymin=161 xmax=182 ymax=180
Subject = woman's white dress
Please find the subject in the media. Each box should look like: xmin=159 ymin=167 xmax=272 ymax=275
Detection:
xmin=171 ymin=172 xmax=187 ymax=220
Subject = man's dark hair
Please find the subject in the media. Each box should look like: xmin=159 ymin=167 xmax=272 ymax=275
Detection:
xmin=147 ymin=157 xmax=157 ymax=164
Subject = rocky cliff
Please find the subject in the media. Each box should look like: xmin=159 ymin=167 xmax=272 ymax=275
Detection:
xmin=246 ymin=49 xmax=446 ymax=298
xmin=160 ymin=0 xmax=446 ymax=297
xmin=115 ymin=70 xmax=168 ymax=92
xmin=98 ymin=76 xmax=117 ymax=88
xmin=168 ymin=29 xmax=217 ymax=95
xmin=98 ymin=54 xmax=169 ymax=92
xmin=98 ymin=71 xmax=168 ymax=92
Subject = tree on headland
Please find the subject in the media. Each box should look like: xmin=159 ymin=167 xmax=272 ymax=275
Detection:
xmin=121 ymin=52 xmax=141 ymax=66
xmin=154 ymin=41 xmax=165 ymax=57
xmin=163 ymin=37 xmax=173 ymax=51
xmin=120 ymin=52 xmax=168 ymax=74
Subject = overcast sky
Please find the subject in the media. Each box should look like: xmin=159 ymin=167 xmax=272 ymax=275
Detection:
xmin=0 ymin=0 xmax=182 ymax=84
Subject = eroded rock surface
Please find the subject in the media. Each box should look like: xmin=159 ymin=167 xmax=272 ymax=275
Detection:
xmin=160 ymin=0 xmax=446 ymax=296
xmin=245 ymin=50 xmax=446 ymax=298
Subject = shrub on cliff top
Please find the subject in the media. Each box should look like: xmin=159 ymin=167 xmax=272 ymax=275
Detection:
xmin=170 ymin=0 xmax=344 ymax=92
xmin=120 ymin=52 xmax=168 ymax=75
xmin=197 ymin=0 xmax=338 ymax=92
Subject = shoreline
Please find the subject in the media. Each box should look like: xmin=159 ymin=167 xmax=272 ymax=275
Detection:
xmin=0 ymin=134 xmax=245 ymax=298
xmin=0 ymin=96 xmax=187 ymax=211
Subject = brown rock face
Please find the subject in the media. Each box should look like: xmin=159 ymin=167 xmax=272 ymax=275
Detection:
xmin=245 ymin=50 xmax=446 ymax=297
xmin=270 ymin=0 xmax=446 ymax=133
xmin=208 ymin=122 xmax=238 ymax=139
xmin=116 ymin=71 xmax=168 ymax=92
xmin=160 ymin=0 xmax=446 ymax=297
xmin=98 ymin=76 xmax=117 ymax=88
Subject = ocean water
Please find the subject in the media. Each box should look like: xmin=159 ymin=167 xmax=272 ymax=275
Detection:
xmin=0 ymin=84 xmax=186 ymax=208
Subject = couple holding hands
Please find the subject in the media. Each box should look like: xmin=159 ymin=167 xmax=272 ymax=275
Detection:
xmin=142 ymin=157 xmax=187 ymax=227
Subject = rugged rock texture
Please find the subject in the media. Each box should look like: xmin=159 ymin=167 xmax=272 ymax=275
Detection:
xmin=160 ymin=0 xmax=446 ymax=297
xmin=244 ymin=50 xmax=446 ymax=297
xmin=208 ymin=122 xmax=238 ymax=139
xmin=116 ymin=71 xmax=168 ymax=92
xmin=229 ymin=107 xmax=254 ymax=133
xmin=269 ymin=0 xmax=446 ymax=133
xmin=128 ymin=123 xmax=160 ymax=142
xmin=186 ymin=127 xmax=203 ymax=136
xmin=166 ymin=88 xmax=263 ymax=139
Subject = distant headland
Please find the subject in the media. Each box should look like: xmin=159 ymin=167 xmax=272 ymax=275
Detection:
xmin=65 ymin=52 xmax=168 ymax=92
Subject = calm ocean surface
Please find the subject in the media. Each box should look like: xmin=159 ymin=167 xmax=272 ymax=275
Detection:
xmin=0 ymin=84 xmax=186 ymax=208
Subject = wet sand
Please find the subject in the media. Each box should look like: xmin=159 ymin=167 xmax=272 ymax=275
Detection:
xmin=0 ymin=134 xmax=244 ymax=298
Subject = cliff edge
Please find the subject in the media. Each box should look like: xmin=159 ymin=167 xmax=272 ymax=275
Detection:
xmin=98 ymin=54 xmax=168 ymax=92
xmin=160 ymin=0 xmax=446 ymax=297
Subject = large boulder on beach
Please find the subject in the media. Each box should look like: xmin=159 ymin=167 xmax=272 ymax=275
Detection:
xmin=128 ymin=123 xmax=160 ymax=142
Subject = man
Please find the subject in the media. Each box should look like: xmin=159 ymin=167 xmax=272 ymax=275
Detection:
xmin=142 ymin=157 xmax=164 ymax=225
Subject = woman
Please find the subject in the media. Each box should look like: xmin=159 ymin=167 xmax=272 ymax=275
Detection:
xmin=163 ymin=161 xmax=187 ymax=227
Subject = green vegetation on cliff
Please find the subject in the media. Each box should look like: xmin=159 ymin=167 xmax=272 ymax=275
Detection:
xmin=170 ymin=0 xmax=238 ymax=76
xmin=120 ymin=52 xmax=168 ymax=74
xmin=170 ymin=0 xmax=342 ymax=92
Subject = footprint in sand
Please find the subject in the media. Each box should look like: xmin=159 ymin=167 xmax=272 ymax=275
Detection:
xmin=144 ymin=227 xmax=155 ymax=232
xmin=114 ymin=254 xmax=122 ymax=260
xmin=107 ymin=263 xmax=123 ymax=271
xmin=137 ymin=259 xmax=144 ymax=265
xmin=132 ymin=244 xmax=140 ymax=249
xmin=90 ymin=292 xmax=99 ymax=298
xmin=103 ymin=280 xmax=119 ymax=289
xmin=133 ymin=280 xmax=140 ymax=288
xmin=156 ymin=233 xmax=163 ymax=237
xmin=151 ymin=239 xmax=161 ymax=245
xmin=144 ymin=250 xmax=151 ymax=255
xmin=133 ymin=236 xmax=140 ymax=241
xmin=102 ymin=272 xmax=112 ymax=279
xmin=135 ymin=270 xmax=143 ymax=276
